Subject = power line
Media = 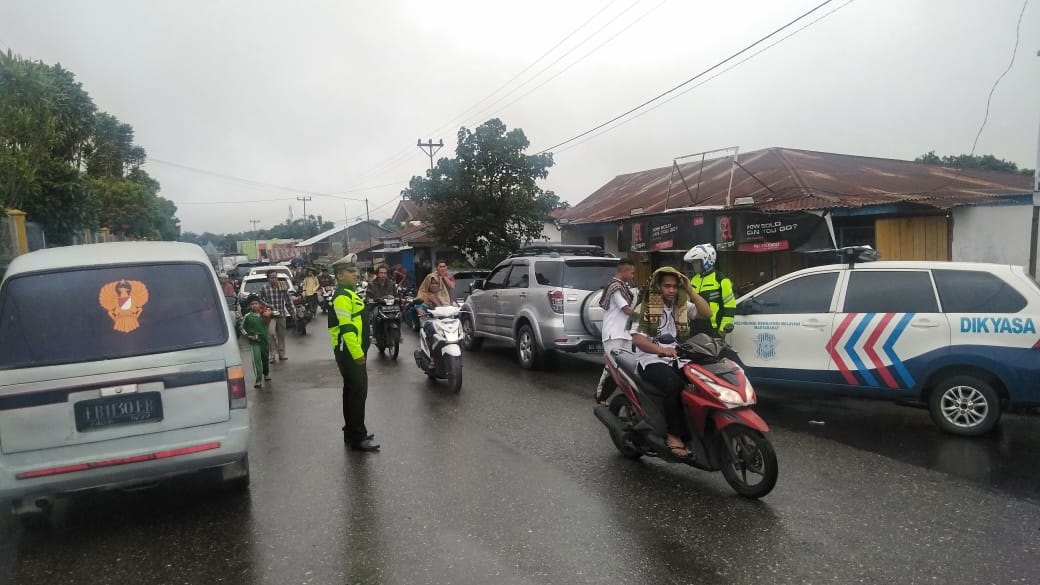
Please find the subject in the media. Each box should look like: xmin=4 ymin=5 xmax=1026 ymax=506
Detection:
xmin=335 ymin=1 xmax=632 ymax=186
xmin=535 ymin=0 xmax=841 ymax=155
xmin=917 ymin=0 xmax=1029 ymax=197
xmin=447 ymin=0 xmax=646 ymax=130
xmin=489 ymin=0 xmax=668 ymax=120
xmin=553 ymin=0 xmax=856 ymax=155
xmin=148 ymin=157 xmax=406 ymax=199
xmin=970 ymin=0 xmax=1028 ymax=156
xmin=426 ymin=0 xmax=624 ymax=138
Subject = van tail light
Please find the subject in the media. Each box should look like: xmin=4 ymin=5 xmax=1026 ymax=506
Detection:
xmin=227 ymin=366 xmax=247 ymax=409
xmin=1033 ymin=338 xmax=1040 ymax=350
xmin=548 ymin=290 xmax=564 ymax=314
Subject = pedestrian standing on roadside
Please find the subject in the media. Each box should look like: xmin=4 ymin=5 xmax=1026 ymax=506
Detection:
xmin=240 ymin=295 xmax=272 ymax=389
xmin=595 ymin=259 xmax=636 ymax=405
xmin=259 ymin=270 xmax=292 ymax=363
xmin=329 ymin=258 xmax=379 ymax=452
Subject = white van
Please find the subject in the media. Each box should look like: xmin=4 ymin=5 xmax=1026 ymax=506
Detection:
xmin=729 ymin=259 xmax=1040 ymax=436
xmin=0 ymin=242 xmax=250 ymax=516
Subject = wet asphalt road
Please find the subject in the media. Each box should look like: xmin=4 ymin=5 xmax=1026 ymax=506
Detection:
xmin=1 ymin=329 xmax=1038 ymax=585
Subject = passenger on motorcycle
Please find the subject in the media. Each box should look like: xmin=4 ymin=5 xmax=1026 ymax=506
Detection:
xmin=416 ymin=275 xmax=446 ymax=342
xmin=628 ymin=267 xmax=711 ymax=459
xmin=365 ymin=265 xmax=398 ymax=321
xmin=301 ymin=268 xmax=320 ymax=315
xmin=318 ymin=268 xmax=335 ymax=287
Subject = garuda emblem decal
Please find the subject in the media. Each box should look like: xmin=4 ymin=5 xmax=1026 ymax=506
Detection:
xmin=98 ymin=280 xmax=150 ymax=333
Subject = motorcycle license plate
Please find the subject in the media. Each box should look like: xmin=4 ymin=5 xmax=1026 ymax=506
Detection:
xmin=585 ymin=343 xmax=603 ymax=353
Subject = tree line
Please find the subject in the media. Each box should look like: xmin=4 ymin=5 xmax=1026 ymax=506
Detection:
xmin=0 ymin=51 xmax=179 ymax=245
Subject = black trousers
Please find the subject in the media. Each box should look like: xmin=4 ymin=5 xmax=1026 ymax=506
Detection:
xmin=334 ymin=348 xmax=369 ymax=444
xmin=638 ymin=362 xmax=687 ymax=439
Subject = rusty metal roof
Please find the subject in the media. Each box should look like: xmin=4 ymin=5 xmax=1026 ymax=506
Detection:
xmin=561 ymin=148 xmax=1033 ymax=224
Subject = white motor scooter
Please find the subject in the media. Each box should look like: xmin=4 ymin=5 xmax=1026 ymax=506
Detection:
xmin=413 ymin=306 xmax=463 ymax=393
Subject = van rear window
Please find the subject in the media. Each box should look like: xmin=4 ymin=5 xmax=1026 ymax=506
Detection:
xmin=0 ymin=263 xmax=227 ymax=370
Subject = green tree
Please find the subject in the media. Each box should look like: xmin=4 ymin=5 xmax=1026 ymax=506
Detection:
xmin=86 ymin=112 xmax=146 ymax=179
xmin=380 ymin=218 xmax=402 ymax=232
xmin=915 ymin=151 xmax=1034 ymax=175
xmin=0 ymin=52 xmax=98 ymax=244
xmin=401 ymin=119 xmax=558 ymax=265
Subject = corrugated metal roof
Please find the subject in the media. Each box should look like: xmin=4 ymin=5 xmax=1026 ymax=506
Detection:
xmin=561 ymin=148 xmax=1032 ymax=224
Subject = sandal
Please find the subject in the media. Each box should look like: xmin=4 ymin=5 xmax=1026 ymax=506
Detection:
xmin=667 ymin=438 xmax=692 ymax=459
xmin=253 ymin=383 xmax=262 ymax=389
xmin=264 ymin=376 xmax=272 ymax=382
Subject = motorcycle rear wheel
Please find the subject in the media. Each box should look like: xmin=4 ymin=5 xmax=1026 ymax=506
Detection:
xmin=444 ymin=355 xmax=462 ymax=393
xmin=608 ymin=395 xmax=644 ymax=460
xmin=717 ymin=426 xmax=778 ymax=499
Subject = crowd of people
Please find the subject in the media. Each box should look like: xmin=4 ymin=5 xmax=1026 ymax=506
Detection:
xmin=232 ymin=244 xmax=734 ymax=460
xmin=231 ymin=257 xmax=462 ymax=453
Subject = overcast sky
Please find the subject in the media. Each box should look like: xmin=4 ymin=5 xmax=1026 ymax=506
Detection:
xmin=3 ymin=0 xmax=1038 ymax=234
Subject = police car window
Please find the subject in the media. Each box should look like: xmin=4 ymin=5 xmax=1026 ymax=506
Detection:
xmin=746 ymin=272 xmax=837 ymax=314
xmin=932 ymin=269 xmax=1027 ymax=313
xmin=843 ymin=271 xmax=938 ymax=313
xmin=484 ymin=265 xmax=511 ymax=290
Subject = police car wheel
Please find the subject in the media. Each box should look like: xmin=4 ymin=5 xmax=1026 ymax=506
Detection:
xmin=928 ymin=375 xmax=1001 ymax=437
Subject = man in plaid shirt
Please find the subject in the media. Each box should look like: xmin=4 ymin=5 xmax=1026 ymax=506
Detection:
xmin=259 ymin=270 xmax=292 ymax=362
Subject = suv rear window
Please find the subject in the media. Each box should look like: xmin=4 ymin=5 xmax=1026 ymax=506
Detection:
xmin=534 ymin=260 xmax=618 ymax=291
xmin=932 ymin=269 xmax=1028 ymax=313
xmin=0 ymin=263 xmax=227 ymax=370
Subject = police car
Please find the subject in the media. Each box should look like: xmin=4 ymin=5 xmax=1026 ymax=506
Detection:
xmin=728 ymin=251 xmax=1040 ymax=436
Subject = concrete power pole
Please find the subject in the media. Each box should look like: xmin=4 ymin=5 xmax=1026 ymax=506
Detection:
xmin=417 ymin=139 xmax=444 ymax=175
xmin=249 ymin=219 xmax=260 ymax=232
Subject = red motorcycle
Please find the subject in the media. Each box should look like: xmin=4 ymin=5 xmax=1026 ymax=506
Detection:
xmin=594 ymin=330 xmax=778 ymax=498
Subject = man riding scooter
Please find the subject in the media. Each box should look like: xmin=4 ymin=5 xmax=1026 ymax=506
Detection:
xmin=628 ymin=267 xmax=711 ymax=458
xmin=366 ymin=264 xmax=398 ymax=317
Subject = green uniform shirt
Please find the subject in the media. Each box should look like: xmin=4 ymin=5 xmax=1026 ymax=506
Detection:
xmin=328 ymin=284 xmax=370 ymax=359
xmin=690 ymin=270 xmax=736 ymax=333
xmin=240 ymin=311 xmax=269 ymax=343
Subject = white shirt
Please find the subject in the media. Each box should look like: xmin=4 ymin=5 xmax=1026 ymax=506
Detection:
xmin=629 ymin=301 xmax=699 ymax=369
xmin=601 ymin=291 xmax=632 ymax=342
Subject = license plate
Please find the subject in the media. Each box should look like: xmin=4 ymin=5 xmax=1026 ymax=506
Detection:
xmin=585 ymin=343 xmax=604 ymax=353
xmin=75 ymin=392 xmax=164 ymax=432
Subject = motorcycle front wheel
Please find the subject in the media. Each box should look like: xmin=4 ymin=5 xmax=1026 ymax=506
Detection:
xmin=390 ymin=337 xmax=400 ymax=360
xmin=443 ymin=355 xmax=462 ymax=393
xmin=717 ymin=426 xmax=778 ymax=499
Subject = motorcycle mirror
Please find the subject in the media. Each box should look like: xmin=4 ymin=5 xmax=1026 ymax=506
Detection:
xmin=472 ymin=280 xmax=484 ymax=291
xmin=722 ymin=323 xmax=734 ymax=334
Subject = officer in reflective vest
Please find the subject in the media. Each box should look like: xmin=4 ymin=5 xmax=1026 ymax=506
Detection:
xmin=328 ymin=257 xmax=379 ymax=452
xmin=684 ymin=243 xmax=736 ymax=336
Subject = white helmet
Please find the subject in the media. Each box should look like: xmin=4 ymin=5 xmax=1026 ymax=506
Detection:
xmin=683 ymin=243 xmax=716 ymax=272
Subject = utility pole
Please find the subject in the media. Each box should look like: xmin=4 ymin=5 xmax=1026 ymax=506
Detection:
xmin=417 ymin=138 xmax=444 ymax=175
xmin=1030 ymin=113 xmax=1039 ymax=277
xmin=365 ymin=198 xmax=373 ymax=247
xmin=1030 ymin=49 xmax=1040 ymax=277
xmin=296 ymin=196 xmax=312 ymax=219
xmin=249 ymin=219 xmax=260 ymax=232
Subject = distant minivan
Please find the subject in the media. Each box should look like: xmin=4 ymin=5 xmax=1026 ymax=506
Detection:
xmin=729 ymin=259 xmax=1040 ymax=436
xmin=0 ymin=242 xmax=250 ymax=517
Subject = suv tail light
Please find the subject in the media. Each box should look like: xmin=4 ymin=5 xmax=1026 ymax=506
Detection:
xmin=548 ymin=290 xmax=564 ymax=314
xmin=1033 ymin=339 xmax=1040 ymax=350
xmin=227 ymin=366 xmax=247 ymax=409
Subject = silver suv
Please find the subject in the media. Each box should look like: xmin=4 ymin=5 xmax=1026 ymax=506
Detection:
xmin=461 ymin=245 xmax=619 ymax=369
